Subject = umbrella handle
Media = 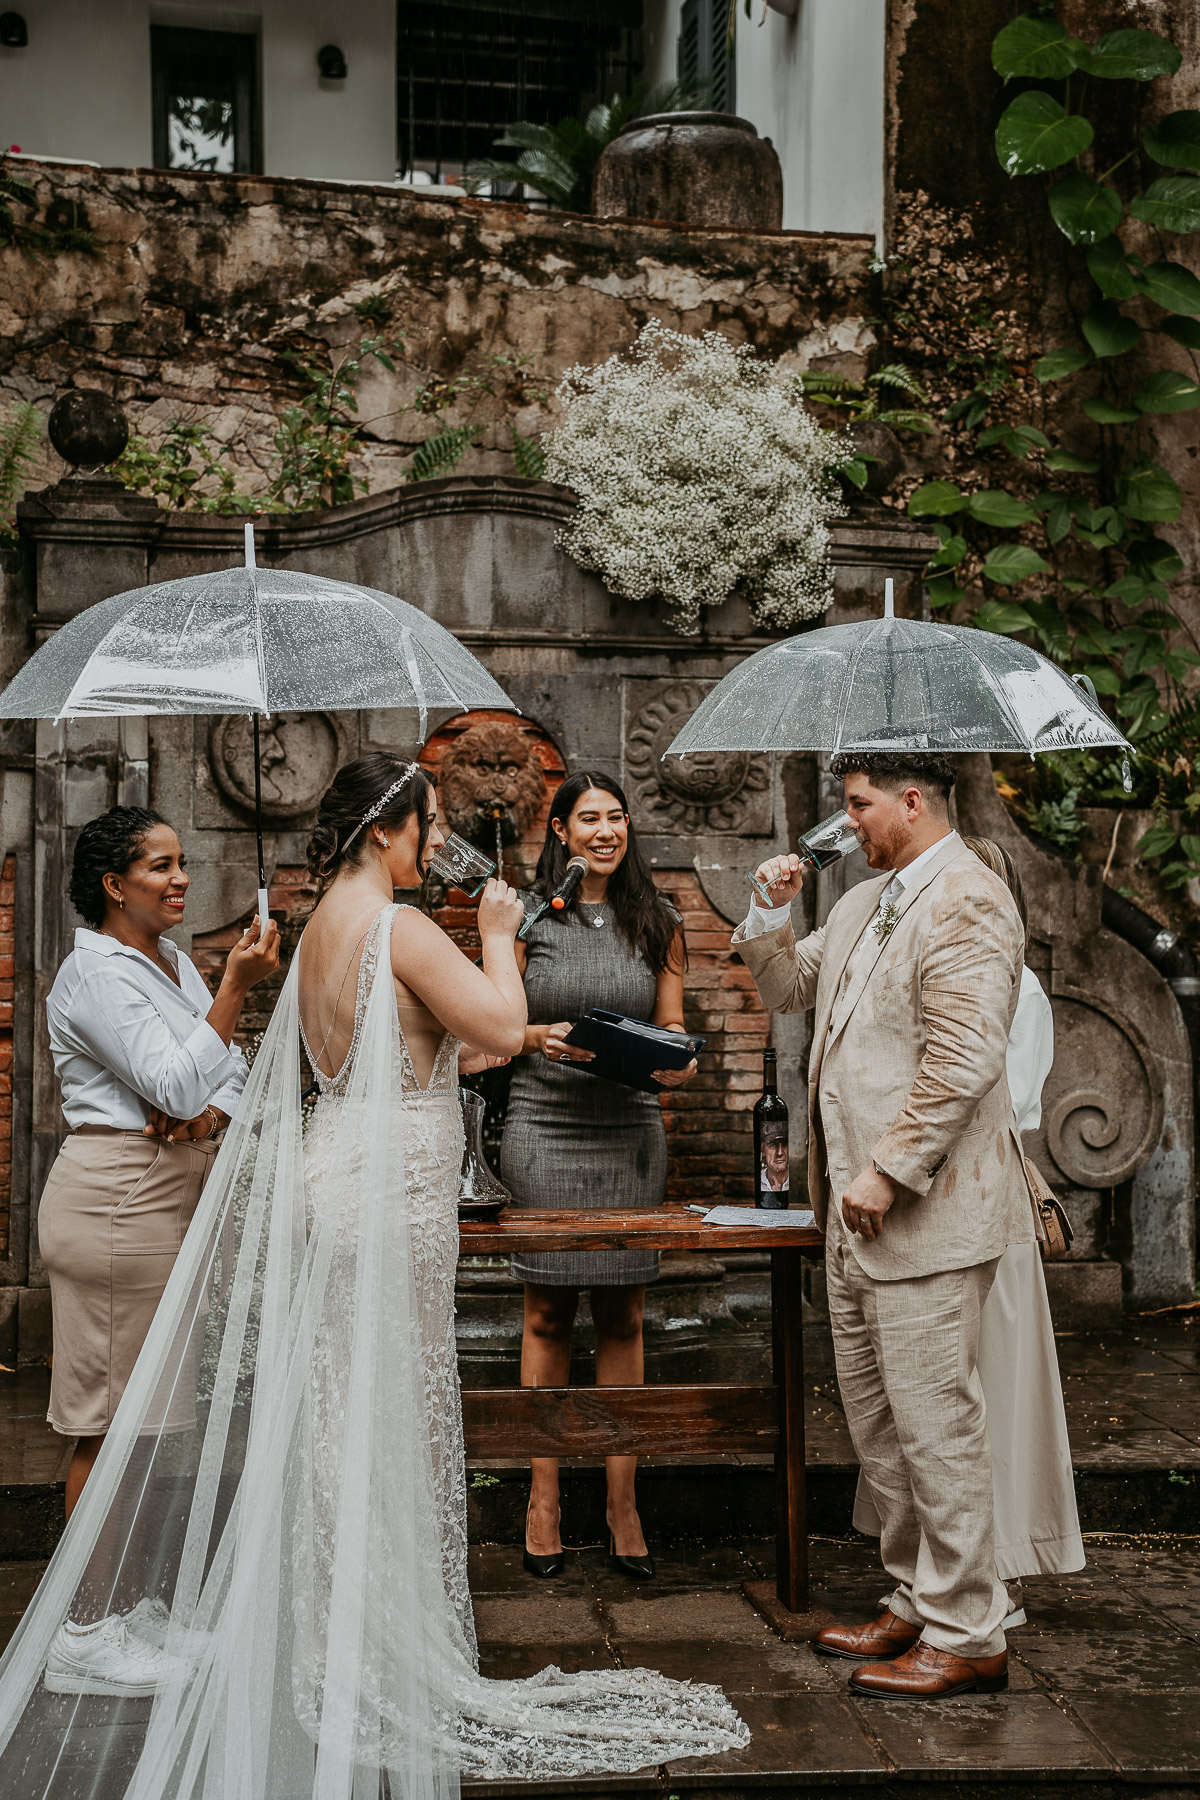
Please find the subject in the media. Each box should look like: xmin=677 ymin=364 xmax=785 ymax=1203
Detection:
xmin=253 ymin=712 xmax=270 ymax=935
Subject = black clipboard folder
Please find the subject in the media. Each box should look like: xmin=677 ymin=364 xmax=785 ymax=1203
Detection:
xmin=562 ymin=1009 xmax=706 ymax=1094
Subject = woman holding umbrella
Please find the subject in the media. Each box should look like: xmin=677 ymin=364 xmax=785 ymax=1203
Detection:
xmin=39 ymin=806 xmax=278 ymax=1550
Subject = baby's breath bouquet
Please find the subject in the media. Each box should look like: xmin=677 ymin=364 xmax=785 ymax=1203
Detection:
xmin=544 ymin=322 xmax=845 ymax=634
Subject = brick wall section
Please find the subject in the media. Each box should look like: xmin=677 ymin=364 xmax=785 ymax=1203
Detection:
xmin=656 ymin=872 xmax=768 ymax=1205
xmin=0 ymin=855 xmax=14 ymax=1257
xmin=192 ymin=866 xmax=771 ymax=1204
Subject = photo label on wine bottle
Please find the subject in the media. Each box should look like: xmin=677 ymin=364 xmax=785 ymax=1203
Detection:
xmin=758 ymin=1119 xmax=789 ymax=1209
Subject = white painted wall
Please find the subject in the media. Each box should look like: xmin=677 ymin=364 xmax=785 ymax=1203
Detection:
xmin=0 ymin=0 xmax=395 ymax=182
xmin=642 ymin=0 xmax=886 ymax=244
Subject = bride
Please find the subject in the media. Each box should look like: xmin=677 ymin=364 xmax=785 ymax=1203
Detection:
xmin=0 ymin=753 xmax=747 ymax=1797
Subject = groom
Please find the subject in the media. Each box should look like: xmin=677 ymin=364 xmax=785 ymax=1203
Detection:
xmin=733 ymin=752 xmax=1033 ymax=1699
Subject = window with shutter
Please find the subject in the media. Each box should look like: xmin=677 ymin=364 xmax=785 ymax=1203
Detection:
xmin=676 ymin=0 xmax=734 ymax=114
xmin=397 ymin=1 xmax=641 ymax=184
xmin=151 ymin=26 xmax=259 ymax=175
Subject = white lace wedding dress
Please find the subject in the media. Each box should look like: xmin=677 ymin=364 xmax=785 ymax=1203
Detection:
xmin=0 ymin=904 xmax=747 ymax=1798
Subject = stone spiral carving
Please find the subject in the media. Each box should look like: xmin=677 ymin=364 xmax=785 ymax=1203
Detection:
xmin=1036 ymin=987 xmax=1164 ymax=1189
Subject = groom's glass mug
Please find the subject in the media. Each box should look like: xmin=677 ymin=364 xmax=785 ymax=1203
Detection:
xmin=427 ymin=832 xmax=496 ymax=897
xmin=746 ymin=809 xmax=863 ymax=906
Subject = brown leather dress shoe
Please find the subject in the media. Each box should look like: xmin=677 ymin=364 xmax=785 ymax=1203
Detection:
xmin=849 ymin=1640 xmax=1008 ymax=1698
xmin=813 ymin=1608 xmax=922 ymax=1662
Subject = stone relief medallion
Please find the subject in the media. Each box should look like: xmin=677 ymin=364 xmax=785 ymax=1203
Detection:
xmin=626 ymin=680 xmax=771 ymax=834
xmin=1030 ymin=986 xmax=1164 ymax=1190
xmin=209 ymin=712 xmax=347 ymax=821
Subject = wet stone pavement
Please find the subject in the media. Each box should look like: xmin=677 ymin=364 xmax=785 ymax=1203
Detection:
xmin=462 ymin=1533 xmax=1200 ymax=1797
xmin=0 ymin=1323 xmax=1198 ymax=1792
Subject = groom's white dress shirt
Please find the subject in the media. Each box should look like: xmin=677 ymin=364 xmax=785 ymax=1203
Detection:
xmin=742 ymin=831 xmax=961 ymax=944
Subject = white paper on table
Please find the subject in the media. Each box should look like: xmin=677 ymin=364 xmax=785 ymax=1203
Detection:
xmin=701 ymin=1205 xmax=816 ymax=1228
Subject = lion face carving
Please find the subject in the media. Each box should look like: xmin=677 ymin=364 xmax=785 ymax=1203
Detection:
xmin=438 ymin=720 xmax=546 ymax=848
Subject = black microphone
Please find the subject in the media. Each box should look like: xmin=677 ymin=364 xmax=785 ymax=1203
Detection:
xmin=517 ymin=855 xmax=591 ymax=940
xmin=549 ymin=855 xmax=590 ymax=912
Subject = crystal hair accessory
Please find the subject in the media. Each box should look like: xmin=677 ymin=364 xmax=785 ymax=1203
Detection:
xmin=341 ymin=762 xmax=421 ymax=851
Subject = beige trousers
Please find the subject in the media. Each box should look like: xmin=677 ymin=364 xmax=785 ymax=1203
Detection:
xmin=825 ymin=1210 xmax=1008 ymax=1659
xmin=38 ymin=1129 xmax=219 ymax=1437
xmin=853 ymin=1240 xmax=1085 ymax=1580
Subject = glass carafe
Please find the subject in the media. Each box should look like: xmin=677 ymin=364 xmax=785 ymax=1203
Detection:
xmin=457 ymin=1088 xmax=511 ymax=1207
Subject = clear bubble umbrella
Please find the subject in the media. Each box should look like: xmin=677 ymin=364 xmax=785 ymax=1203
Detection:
xmin=665 ymin=580 xmax=1132 ymax=772
xmin=0 ymin=525 xmax=517 ymax=923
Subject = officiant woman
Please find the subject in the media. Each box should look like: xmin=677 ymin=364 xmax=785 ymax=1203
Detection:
xmin=501 ymin=773 xmax=696 ymax=1582
xmin=38 ymin=807 xmax=279 ymax=1519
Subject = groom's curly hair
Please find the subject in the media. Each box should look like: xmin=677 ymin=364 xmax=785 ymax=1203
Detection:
xmin=829 ymin=752 xmax=957 ymax=811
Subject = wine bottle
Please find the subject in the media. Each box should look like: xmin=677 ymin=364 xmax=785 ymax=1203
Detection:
xmin=753 ymin=1048 xmax=789 ymax=1210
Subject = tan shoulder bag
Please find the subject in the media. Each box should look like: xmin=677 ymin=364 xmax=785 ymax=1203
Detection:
xmin=1024 ymin=1155 xmax=1074 ymax=1260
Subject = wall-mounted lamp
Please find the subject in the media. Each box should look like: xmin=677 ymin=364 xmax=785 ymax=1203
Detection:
xmin=0 ymin=12 xmax=28 ymax=48
xmin=317 ymin=44 xmax=347 ymax=80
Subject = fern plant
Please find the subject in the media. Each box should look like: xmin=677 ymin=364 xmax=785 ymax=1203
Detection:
xmin=464 ymin=77 xmax=710 ymax=211
xmin=0 ymin=156 xmax=98 ymax=259
xmin=510 ymin=426 xmax=546 ymax=480
xmin=404 ymin=425 xmax=482 ymax=484
xmin=0 ymin=401 xmax=42 ymax=543
xmin=798 ymin=363 xmax=936 ymax=434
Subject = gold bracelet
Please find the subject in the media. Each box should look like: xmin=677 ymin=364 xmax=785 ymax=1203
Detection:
xmin=202 ymin=1106 xmax=220 ymax=1140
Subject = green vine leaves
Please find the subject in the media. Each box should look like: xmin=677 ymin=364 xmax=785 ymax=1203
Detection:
xmin=907 ymin=8 xmax=1200 ymax=883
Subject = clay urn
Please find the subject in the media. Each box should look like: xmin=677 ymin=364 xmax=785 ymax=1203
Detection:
xmin=593 ymin=112 xmax=783 ymax=232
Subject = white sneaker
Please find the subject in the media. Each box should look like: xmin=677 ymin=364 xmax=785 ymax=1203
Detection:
xmin=44 ymin=1617 xmax=193 ymax=1697
xmin=124 ymin=1596 xmax=213 ymax=1657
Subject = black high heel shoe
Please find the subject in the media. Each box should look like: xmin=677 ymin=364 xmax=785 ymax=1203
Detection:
xmin=522 ymin=1548 xmax=565 ymax=1578
xmin=524 ymin=1506 xmax=564 ymax=1578
xmin=608 ymin=1532 xmax=655 ymax=1581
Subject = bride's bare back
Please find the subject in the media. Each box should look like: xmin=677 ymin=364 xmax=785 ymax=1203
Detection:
xmin=298 ymin=871 xmax=527 ymax=1086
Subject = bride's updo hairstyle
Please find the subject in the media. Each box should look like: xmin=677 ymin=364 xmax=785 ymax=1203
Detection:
xmin=305 ymin=754 xmax=434 ymax=894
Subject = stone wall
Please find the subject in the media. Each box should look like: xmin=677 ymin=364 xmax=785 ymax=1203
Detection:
xmin=0 ymin=470 xmax=934 ymax=1362
xmin=0 ymin=158 xmax=877 ymax=500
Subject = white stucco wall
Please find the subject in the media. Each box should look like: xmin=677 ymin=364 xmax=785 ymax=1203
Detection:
xmin=0 ymin=0 xmax=395 ymax=181
xmin=642 ymin=0 xmax=885 ymax=245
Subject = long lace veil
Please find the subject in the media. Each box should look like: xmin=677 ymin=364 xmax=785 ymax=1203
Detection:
xmin=0 ymin=913 xmax=747 ymax=1798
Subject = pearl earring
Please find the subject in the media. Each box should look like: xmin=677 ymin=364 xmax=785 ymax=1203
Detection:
xmin=380 ymin=836 xmax=389 ymax=849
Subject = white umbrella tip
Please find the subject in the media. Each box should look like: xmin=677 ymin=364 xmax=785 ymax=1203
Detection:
xmin=884 ymin=578 xmax=894 ymax=618
xmin=244 ymin=521 xmax=256 ymax=570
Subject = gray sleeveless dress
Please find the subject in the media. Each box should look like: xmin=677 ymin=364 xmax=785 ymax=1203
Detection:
xmin=501 ymin=893 xmax=680 ymax=1287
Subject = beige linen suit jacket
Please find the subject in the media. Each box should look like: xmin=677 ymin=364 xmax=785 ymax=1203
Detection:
xmin=732 ymin=835 xmax=1035 ymax=1280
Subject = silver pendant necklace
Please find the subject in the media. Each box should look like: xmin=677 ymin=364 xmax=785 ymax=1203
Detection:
xmin=580 ymin=900 xmax=606 ymax=929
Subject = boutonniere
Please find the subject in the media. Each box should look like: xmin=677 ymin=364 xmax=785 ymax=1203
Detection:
xmin=872 ymin=900 xmax=901 ymax=944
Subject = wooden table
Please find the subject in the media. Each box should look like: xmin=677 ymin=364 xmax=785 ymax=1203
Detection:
xmin=458 ymin=1202 xmax=825 ymax=1630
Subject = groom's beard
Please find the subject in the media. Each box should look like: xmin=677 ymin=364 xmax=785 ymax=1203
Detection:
xmin=863 ymin=816 xmax=912 ymax=872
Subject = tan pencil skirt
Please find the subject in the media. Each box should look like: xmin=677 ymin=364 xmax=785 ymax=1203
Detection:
xmin=38 ymin=1129 xmax=221 ymax=1437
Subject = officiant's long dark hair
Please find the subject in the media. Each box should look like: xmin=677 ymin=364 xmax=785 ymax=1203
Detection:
xmin=534 ymin=772 xmax=683 ymax=975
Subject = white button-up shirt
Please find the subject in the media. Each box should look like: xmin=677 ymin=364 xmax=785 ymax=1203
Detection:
xmin=47 ymin=929 xmax=249 ymax=1130
xmin=742 ymin=831 xmax=961 ymax=943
